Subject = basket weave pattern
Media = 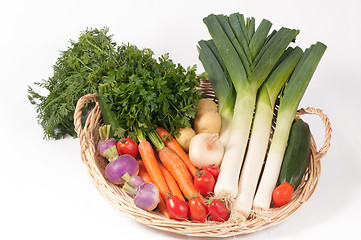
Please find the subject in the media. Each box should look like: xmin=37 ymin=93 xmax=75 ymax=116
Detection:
xmin=73 ymin=82 xmax=332 ymax=237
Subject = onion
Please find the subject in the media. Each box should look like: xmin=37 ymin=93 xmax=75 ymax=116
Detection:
xmin=97 ymin=125 xmax=119 ymax=162
xmin=189 ymin=133 xmax=224 ymax=168
xmin=105 ymin=154 xmax=139 ymax=185
xmin=134 ymin=183 xmax=160 ymax=211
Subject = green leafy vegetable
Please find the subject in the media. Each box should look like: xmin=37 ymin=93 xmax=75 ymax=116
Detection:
xmin=98 ymin=48 xmax=201 ymax=139
xmin=28 ymin=27 xmax=119 ymax=139
xmin=28 ymin=27 xmax=201 ymax=139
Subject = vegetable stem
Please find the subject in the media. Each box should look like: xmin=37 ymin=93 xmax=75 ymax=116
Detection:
xmin=122 ymin=182 xmax=138 ymax=196
xmin=214 ymin=93 xmax=256 ymax=199
xmin=136 ymin=127 xmax=147 ymax=143
xmin=104 ymin=146 xmax=119 ymax=162
xmin=253 ymin=111 xmax=294 ymax=209
xmin=148 ymin=130 xmax=165 ymax=150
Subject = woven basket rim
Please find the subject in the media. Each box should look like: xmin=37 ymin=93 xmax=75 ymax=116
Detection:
xmin=73 ymin=84 xmax=332 ymax=237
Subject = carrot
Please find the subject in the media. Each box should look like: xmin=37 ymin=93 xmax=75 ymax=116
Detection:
xmin=157 ymin=196 xmax=170 ymax=219
xmin=138 ymin=140 xmax=170 ymax=203
xmin=158 ymin=146 xmax=202 ymax=201
xmin=137 ymin=160 xmax=170 ymax=219
xmin=155 ymin=147 xmax=192 ymax=183
xmin=138 ymin=162 xmax=152 ymax=183
xmin=158 ymin=162 xmax=185 ymax=202
xmin=156 ymin=127 xmax=198 ymax=178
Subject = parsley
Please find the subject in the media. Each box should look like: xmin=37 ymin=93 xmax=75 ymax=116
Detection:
xmin=98 ymin=48 xmax=202 ymax=138
xmin=28 ymin=27 xmax=201 ymax=140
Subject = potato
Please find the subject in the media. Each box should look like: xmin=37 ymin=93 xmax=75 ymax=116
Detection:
xmin=193 ymin=111 xmax=222 ymax=134
xmin=197 ymin=99 xmax=218 ymax=113
xmin=175 ymin=127 xmax=196 ymax=152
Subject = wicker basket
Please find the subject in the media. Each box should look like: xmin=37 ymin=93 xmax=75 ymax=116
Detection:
xmin=73 ymin=81 xmax=332 ymax=238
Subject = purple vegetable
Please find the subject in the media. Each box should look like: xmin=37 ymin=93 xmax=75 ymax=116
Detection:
xmin=134 ymin=183 xmax=160 ymax=211
xmin=123 ymin=173 xmax=145 ymax=189
xmin=122 ymin=173 xmax=145 ymax=197
xmin=97 ymin=125 xmax=119 ymax=162
xmin=105 ymin=154 xmax=139 ymax=185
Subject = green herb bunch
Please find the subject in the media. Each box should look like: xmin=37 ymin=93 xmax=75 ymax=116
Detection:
xmin=99 ymin=45 xmax=201 ymax=138
xmin=28 ymin=27 xmax=119 ymax=139
xmin=28 ymin=27 xmax=201 ymax=140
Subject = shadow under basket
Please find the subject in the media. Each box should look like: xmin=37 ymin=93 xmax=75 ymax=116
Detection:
xmin=73 ymin=81 xmax=332 ymax=238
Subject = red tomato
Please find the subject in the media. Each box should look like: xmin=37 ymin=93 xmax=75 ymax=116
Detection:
xmin=204 ymin=164 xmax=220 ymax=180
xmin=272 ymin=182 xmax=294 ymax=207
xmin=166 ymin=196 xmax=189 ymax=221
xmin=194 ymin=169 xmax=215 ymax=195
xmin=206 ymin=199 xmax=228 ymax=222
xmin=188 ymin=197 xmax=207 ymax=223
xmin=116 ymin=138 xmax=139 ymax=158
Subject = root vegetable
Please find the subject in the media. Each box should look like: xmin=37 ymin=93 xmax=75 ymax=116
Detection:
xmin=189 ymin=133 xmax=224 ymax=168
xmin=175 ymin=127 xmax=196 ymax=152
xmin=134 ymin=183 xmax=160 ymax=211
xmin=197 ymin=98 xmax=218 ymax=113
xmin=138 ymin=138 xmax=171 ymax=203
xmin=105 ymin=154 xmax=139 ymax=185
xmin=194 ymin=111 xmax=222 ymax=134
xmin=122 ymin=172 xmax=145 ymax=197
xmin=156 ymin=127 xmax=198 ymax=178
xmin=97 ymin=125 xmax=119 ymax=162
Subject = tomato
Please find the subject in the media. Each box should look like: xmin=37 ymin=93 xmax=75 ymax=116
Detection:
xmin=272 ymin=182 xmax=294 ymax=207
xmin=194 ymin=169 xmax=215 ymax=195
xmin=166 ymin=195 xmax=189 ymax=221
xmin=204 ymin=164 xmax=220 ymax=180
xmin=188 ymin=196 xmax=207 ymax=223
xmin=206 ymin=199 xmax=228 ymax=222
xmin=116 ymin=138 xmax=139 ymax=158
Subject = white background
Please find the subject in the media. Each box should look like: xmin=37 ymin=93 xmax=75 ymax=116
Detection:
xmin=1 ymin=0 xmax=360 ymax=239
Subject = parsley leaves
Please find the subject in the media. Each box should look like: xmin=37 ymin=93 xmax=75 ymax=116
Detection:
xmin=98 ymin=48 xmax=201 ymax=139
xmin=28 ymin=27 xmax=201 ymax=140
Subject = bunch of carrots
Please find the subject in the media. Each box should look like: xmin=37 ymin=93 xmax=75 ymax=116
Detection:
xmin=136 ymin=127 xmax=228 ymax=222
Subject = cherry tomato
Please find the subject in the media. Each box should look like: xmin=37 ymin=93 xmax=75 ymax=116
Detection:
xmin=166 ymin=195 xmax=189 ymax=221
xmin=206 ymin=199 xmax=228 ymax=222
xmin=272 ymin=182 xmax=294 ymax=207
xmin=204 ymin=164 xmax=220 ymax=180
xmin=194 ymin=169 xmax=215 ymax=195
xmin=116 ymin=138 xmax=138 ymax=158
xmin=188 ymin=196 xmax=207 ymax=223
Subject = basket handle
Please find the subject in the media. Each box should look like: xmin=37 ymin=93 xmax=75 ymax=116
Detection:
xmin=73 ymin=93 xmax=99 ymax=139
xmin=296 ymin=107 xmax=332 ymax=159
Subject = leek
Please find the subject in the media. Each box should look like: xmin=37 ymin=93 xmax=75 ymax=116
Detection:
xmin=232 ymin=46 xmax=303 ymax=219
xmin=201 ymin=13 xmax=299 ymax=200
xmin=253 ymin=42 xmax=327 ymax=211
xmin=198 ymin=40 xmax=236 ymax=146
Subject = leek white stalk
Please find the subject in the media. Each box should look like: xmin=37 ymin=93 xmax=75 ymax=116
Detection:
xmin=202 ymin=14 xmax=300 ymax=200
xmin=252 ymin=111 xmax=295 ymax=210
xmin=214 ymin=91 xmax=256 ymax=198
xmin=253 ymin=42 xmax=327 ymax=211
xmin=232 ymin=47 xmax=303 ymax=219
